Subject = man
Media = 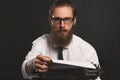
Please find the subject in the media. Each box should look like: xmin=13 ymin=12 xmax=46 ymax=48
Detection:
xmin=22 ymin=0 xmax=101 ymax=80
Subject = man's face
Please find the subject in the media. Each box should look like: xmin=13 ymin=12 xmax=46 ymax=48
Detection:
xmin=50 ymin=6 xmax=76 ymax=39
xmin=50 ymin=6 xmax=76 ymax=47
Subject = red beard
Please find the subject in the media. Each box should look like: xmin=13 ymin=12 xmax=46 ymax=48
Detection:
xmin=51 ymin=28 xmax=73 ymax=47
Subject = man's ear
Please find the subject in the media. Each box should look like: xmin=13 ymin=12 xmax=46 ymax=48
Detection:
xmin=48 ymin=17 xmax=53 ymax=26
xmin=73 ymin=17 xmax=76 ymax=26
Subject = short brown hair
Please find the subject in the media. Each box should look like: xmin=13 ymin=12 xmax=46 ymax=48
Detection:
xmin=49 ymin=0 xmax=76 ymax=18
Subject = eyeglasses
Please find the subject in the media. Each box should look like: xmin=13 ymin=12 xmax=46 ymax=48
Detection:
xmin=51 ymin=17 xmax=74 ymax=25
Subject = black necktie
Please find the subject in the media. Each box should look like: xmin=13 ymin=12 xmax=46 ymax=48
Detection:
xmin=58 ymin=48 xmax=63 ymax=60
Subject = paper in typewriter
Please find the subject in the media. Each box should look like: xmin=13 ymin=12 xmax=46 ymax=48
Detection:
xmin=49 ymin=60 xmax=96 ymax=70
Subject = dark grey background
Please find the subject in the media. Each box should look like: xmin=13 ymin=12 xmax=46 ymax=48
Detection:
xmin=0 ymin=0 xmax=120 ymax=80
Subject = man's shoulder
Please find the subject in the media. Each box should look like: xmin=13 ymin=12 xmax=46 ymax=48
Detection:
xmin=72 ymin=34 xmax=95 ymax=49
xmin=72 ymin=34 xmax=87 ymax=43
xmin=32 ymin=34 xmax=50 ymax=44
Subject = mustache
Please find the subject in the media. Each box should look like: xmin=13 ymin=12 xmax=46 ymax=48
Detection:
xmin=58 ymin=29 xmax=67 ymax=32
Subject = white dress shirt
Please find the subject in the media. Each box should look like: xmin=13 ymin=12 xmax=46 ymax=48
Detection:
xmin=21 ymin=34 xmax=101 ymax=80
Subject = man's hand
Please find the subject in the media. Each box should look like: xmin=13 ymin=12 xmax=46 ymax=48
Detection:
xmin=84 ymin=64 xmax=102 ymax=80
xmin=34 ymin=55 xmax=52 ymax=73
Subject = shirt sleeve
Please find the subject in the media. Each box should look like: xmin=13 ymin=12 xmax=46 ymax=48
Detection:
xmin=82 ymin=41 xmax=100 ymax=67
xmin=21 ymin=39 xmax=42 ymax=79
xmin=80 ymin=39 xmax=101 ymax=80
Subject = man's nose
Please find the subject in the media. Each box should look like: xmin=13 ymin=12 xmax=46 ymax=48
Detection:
xmin=60 ymin=20 xmax=65 ymax=28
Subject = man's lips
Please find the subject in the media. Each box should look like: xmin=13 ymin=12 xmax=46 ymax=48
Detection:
xmin=59 ymin=30 xmax=67 ymax=33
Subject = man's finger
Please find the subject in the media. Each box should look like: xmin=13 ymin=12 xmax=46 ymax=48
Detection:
xmin=35 ymin=63 xmax=48 ymax=69
xmin=36 ymin=55 xmax=51 ymax=62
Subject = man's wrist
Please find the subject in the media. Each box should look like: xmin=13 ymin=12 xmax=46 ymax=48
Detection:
xmin=25 ymin=58 xmax=36 ymax=75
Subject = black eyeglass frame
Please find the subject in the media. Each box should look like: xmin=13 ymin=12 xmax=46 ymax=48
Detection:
xmin=50 ymin=17 xmax=74 ymax=24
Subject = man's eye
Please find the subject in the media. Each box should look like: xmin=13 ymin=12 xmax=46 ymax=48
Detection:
xmin=64 ymin=18 xmax=73 ymax=21
xmin=54 ymin=19 xmax=61 ymax=21
xmin=64 ymin=18 xmax=71 ymax=20
xmin=52 ymin=18 xmax=61 ymax=21
xmin=64 ymin=18 xmax=73 ymax=22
